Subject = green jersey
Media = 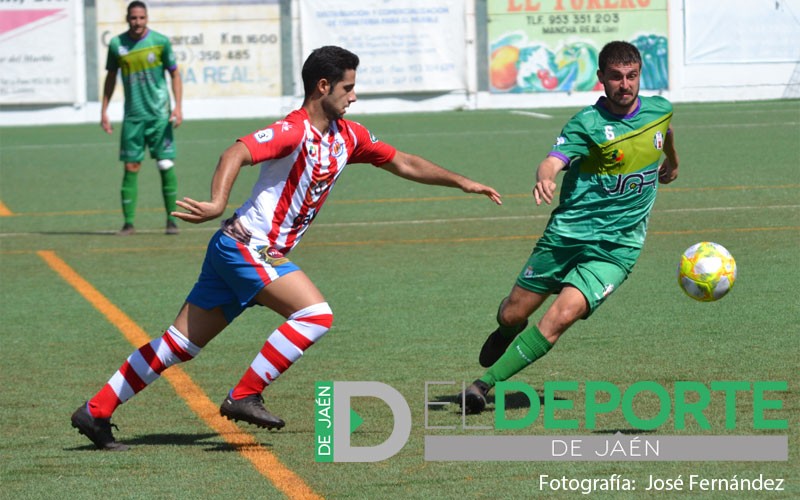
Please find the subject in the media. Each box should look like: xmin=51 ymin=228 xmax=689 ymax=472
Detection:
xmin=545 ymin=95 xmax=672 ymax=248
xmin=106 ymin=29 xmax=177 ymax=121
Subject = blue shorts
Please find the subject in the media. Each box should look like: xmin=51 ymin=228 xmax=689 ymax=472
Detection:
xmin=186 ymin=230 xmax=300 ymax=323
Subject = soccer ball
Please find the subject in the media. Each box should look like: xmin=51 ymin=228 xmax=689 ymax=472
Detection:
xmin=677 ymin=242 xmax=737 ymax=302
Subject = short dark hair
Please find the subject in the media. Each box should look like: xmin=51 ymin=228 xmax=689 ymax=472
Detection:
xmin=127 ymin=1 xmax=147 ymax=16
xmin=598 ymin=41 xmax=641 ymax=73
xmin=301 ymin=46 xmax=360 ymax=97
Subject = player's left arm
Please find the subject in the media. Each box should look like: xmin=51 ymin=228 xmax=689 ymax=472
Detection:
xmin=378 ymin=150 xmax=502 ymax=205
xmin=658 ymin=125 xmax=679 ymax=184
xmin=172 ymin=141 xmax=252 ymax=223
xmin=168 ymin=66 xmax=183 ymax=127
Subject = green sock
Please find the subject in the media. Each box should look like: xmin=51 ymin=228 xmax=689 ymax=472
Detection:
xmin=159 ymin=167 xmax=178 ymax=222
xmin=121 ymin=170 xmax=139 ymax=225
xmin=480 ymin=325 xmax=552 ymax=387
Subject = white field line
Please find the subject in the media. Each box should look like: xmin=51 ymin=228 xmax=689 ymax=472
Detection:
xmin=3 ymin=120 xmax=799 ymax=151
xmin=510 ymin=110 xmax=554 ymax=119
xmin=315 ymin=204 xmax=800 ymax=227
xmin=1 ymin=204 xmax=798 ymax=238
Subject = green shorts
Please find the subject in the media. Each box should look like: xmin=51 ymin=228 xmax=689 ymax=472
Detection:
xmin=119 ymin=117 xmax=176 ymax=163
xmin=515 ymin=233 xmax=641 ymax=317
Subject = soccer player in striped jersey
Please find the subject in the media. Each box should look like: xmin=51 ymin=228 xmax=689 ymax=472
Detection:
xmin=72 ymin=45 xmax=502 ymax=450
xmin=101 ymin=1 xmax=183 ymax=236
xmin=462 ymin=41 xmax=680 ymax=414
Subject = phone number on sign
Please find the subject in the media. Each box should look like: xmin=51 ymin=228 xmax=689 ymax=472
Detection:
xmin=529 ymin=13 xmax=620 ymax=25
xmin=175 ymin=50 xmax=251 ymax=64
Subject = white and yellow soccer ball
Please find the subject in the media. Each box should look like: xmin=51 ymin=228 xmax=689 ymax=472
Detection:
xmin=677 ymin=242 xmax=737 ymax=302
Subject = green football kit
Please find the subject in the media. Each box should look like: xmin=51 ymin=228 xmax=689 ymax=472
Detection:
xmin=478 ymin=95 xmax=674 ymax=389
xmin=106 ymin=29 xmax=178 ymax=227
xmin=517 ymin=95 xmax=673 ymax=315
xmin=107 ymin=29 xmax=177 ymax=162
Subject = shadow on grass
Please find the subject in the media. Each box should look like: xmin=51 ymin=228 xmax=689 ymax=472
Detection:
xmin=431 ymin=391 xmax=566 ymax=411
xmin=591 ymin=428 xmax=657 ymax=435
xmin=66 ymin=432 xmax=277 ymax=452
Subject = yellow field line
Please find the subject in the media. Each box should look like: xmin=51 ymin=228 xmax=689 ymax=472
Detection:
xmin=0 ymin=200 xmax=13 ymax=216
xmin=650 ymin=226 xmax=800 ymax=236
xmin=36 ymin=250 xmax=322 ymax=500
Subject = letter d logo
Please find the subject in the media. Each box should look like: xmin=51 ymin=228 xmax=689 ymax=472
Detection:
xmin=317 ymin=381 xmax=411 ymax=462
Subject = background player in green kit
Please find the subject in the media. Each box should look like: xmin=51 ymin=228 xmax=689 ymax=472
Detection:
xmin=101 ymin=1 xmax=183 ymax=235
xmin=462 ymin=41 xmax=680 ymax=414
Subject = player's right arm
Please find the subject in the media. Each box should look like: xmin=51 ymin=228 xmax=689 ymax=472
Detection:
xmin=533 ymin=155 xmax=566 ymax=205
xmin=172 ymin=141 xmax=253 ymax=223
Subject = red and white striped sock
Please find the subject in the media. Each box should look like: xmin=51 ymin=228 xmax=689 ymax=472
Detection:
xmin=87 ymin=326 xmax=201 ymax=418
xmin=230 ymin=302 xmax=333 ymax=399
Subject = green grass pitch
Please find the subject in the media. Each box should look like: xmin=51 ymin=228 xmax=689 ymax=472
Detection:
xmin=1 ymin=100 xmax=798 ymax=499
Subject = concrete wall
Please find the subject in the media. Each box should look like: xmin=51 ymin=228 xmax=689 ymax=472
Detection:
xmin=2 ymin=0 xmax=798 ymax=127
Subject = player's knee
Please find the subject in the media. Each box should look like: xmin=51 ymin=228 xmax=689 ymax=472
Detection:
xmin=290 ymin=302 xmax=334 ymax=342
xmin=125 ymin=162 xmax=141 ymax=172
xmin=498 ymin=308 xmax=525 ymax=328
xmin=497 ymin=298 xmax=528 ymax=327
xmin=157 ymin=159 xmax=174 ymax=171
xmin=308 ymin=301 xmax=334 ymax=329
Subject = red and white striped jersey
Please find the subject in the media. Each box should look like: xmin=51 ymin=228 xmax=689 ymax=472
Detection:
xmin=235 ymin=108 xmax=396 ymax=253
